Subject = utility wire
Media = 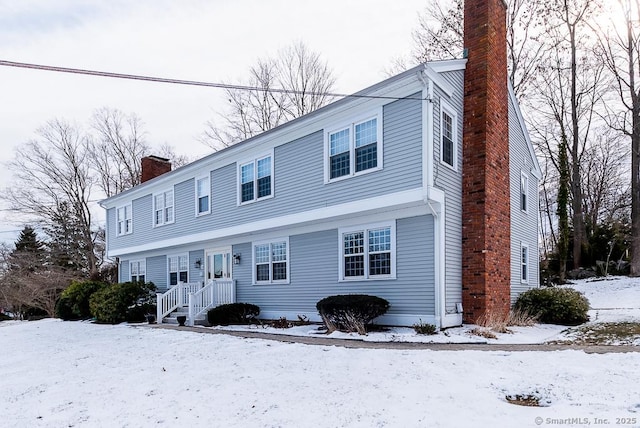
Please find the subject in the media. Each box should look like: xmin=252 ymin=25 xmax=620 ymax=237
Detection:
xmin=0 ymin=59 xmax=426 ymax=101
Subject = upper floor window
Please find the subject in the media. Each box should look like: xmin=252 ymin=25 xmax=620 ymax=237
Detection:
xmin=196 ymin=175 xmax=210 ymax=216
xmin=168 ymin=254 xmax=188 ymax=286
xmin=339 ymin=222 xmax=396 ymax=281
xmin=441 ymin=102 xmax=457 ymax=169
xmin=239 ymin=154 xmax=273 ymax=204
xmin=154 ymin=188 xmax=174 ymax=227
xmin=521 ymin=244 xmax=529 ymax=283
xmin=130 ymin=260 xmax=146 ymax=283
xmin=520 ymin=172 xmax=529 ymax=212
xmin=325 ymin=111 xmax=382 ymax=182
xmin=116 ymin=204 xmax=132 ymax=236
xmin=253 ymin=238 xmax=289 ymax=284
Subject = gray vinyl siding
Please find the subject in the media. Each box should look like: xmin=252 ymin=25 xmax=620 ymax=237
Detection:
xmin=189 ymin=249 xmax=205 ymax=286
xmin=106 ymin=95 xmax=423 ymax=251
xmin=232 ymin=215 xmax=435 ymax=318
xmin=119 ymin=260 xmax=129 ymax=283
xmin=433 ymin=70 xmax=465 ymax=313
xmin=509 ymin=96 xmax=540 ymax=302
xmin=147 ymin=255 xmax=167 ymax=292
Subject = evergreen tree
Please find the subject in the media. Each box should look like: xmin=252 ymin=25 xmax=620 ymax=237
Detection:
xmin=557 ymin=133 xmax=571 ymax=283
xmin=8 ymin=226 xmax=45 ymax=274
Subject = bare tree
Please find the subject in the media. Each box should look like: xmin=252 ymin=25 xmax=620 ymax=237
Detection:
xmin=545 ymin=0 xmax=602 ymax=269
xmin=87 ymin=108 xmax=149 ymax=198
xmin=399 ymin=0 xmax=545 ymax=97
xmin=201 ymin=42 xmax=336 ymax=150
xmin=597 ymin=0 xmax=640 ymax=275
xmin=1 ymin=119 xmax=100 ymax=278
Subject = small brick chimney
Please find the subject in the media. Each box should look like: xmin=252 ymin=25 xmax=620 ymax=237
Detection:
xmin=461 ymin=0 xmax=511 ymax=323
xmin=141 ymin=155 xmax=172 ymax=183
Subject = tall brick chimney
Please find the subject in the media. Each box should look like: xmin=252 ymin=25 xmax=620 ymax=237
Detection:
xmin=141 ymin=155 xmax=172 ymax=183
xmin=461 ymin=0 xmax=511 ymax=323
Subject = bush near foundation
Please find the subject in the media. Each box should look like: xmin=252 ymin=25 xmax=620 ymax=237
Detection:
xmin=316 ymin=294 xmax=390 ymax=335
xmin=55 ymin=280 xmax=108 ymax=320
xmin=514 ymin=287 xmax=589 ymax=326
xmin=89 ymin=281 xmax=156 ymax=324
xmin=207 ymin=303 xmax=260 ymax=326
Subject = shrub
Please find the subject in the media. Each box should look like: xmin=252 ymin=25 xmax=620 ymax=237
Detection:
xmin=316 ymin=294 xmax=390 ymax=335
xmin=413 ymin=319 xmax=437 ymax=335
xmin=89 ymin=281 xmax=156 ymax=324
xmin=514 ymin=287 xmax=590 ymax=326
xmin=207 ymin=303 xmax=260 ymax=326
xmin=55 ymin=280 xmax=108 ymax=320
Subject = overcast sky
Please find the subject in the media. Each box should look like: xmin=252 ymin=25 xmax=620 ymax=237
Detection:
xmin=0 ymin=0 xmax=430 ymax=245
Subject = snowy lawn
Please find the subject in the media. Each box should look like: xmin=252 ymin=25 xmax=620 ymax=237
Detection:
xmin=2 ymin=277 xmax=640 ymax=427
xmin=1 ymin=319 xmax=640 ymax=428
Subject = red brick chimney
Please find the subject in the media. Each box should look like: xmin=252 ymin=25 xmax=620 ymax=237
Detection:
xmin=141 ymin=155 xmax=172 ymax=183
xmin=461 ymin=0 xmax=511 ymax=323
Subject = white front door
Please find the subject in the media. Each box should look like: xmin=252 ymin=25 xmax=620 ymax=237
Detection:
xmin=205 ymin=248 xmax=232 ymax=282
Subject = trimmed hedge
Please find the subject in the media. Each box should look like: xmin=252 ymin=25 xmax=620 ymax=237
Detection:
xmin=316 ymin=294 xmax=390 ymax=335
xmin=514 ymin=287 xmax=590 ymax=326
xmin=56 ymin=280 xmax=108 ymax=320
xmin=89 ymin=281 xmax=156 ymax=324
xmin=207 ymin=303 xmax=260 ymax=326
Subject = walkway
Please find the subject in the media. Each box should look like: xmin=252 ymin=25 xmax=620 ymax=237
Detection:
xmin=148 ymin=324 xmax=639 ymax=353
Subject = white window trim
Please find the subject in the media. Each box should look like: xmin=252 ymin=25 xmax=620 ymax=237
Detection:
xmin=251 ymin=236 xmax=290 ymax=285
xmin=338 ymin=221 xmax=396 ymax=281
xmin=152 ymin=187 xmax=175 ymax=227
xmin=116 ymin=203 xmax=133 ymax=236
xmin=324 ymin=109 xmax=383 ymax=184
xmin=439 ymin=100 xmax=458 ymax=171
xmin=520 ymin=171 xmax=529 ymax=213
xmin=521 ymin=243 xmax=529 ymax=284
xmin=129 ymin=259 xmax=146 ymax=282
xmin=195 ymin=174 xmax=211 ymax=216
xmin=167 ymin=253 xmax=189 ymax=286
xmin=236 ymin=150 xmax=275 ymax=206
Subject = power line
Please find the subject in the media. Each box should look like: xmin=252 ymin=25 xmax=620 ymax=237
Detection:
xmin=0 ymin=59 xmax=427 ymax=101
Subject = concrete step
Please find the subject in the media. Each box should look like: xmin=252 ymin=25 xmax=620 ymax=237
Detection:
xmin=162 ymin=309 xmax=207 ymax=326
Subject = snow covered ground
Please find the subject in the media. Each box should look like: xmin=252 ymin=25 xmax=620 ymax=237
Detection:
xmin=1 ymin=277 xmax=639 ymax=427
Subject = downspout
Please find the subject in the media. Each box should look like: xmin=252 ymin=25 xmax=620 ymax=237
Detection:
xmin=418 ymin=68 xmax=447 ymax=329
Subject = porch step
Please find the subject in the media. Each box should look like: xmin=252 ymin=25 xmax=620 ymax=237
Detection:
xmin=162 ymin=309 xmax=208 ymax=326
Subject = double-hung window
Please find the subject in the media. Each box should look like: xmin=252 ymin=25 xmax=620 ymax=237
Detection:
xmin=521 ymin=244 xmax=529 ymax=283
xmin=520 ymin=172 xmax=529 ymax=212
xmin=196 ymin=175 xmax=210 ymax=216
xmin=116 ymin=204 xmax=132 ymax=236
xmin=339 ymin=222 xmax=396 ymax=280
xmin=326 ymin=111 xmax=382 ymax=182
xmin=168 ymin=254 xmax=188 ymax=286
xmin=154 ymin=188 xmax=174 ymax=226
xmin=441 ymin=102 xmax=457 ymax=169
xmin=253 ymin=238 xmax=289 ymax=284
xmin=239 ymin=154 xmax=273 ymax=204
xmin=130 ymin=260 xmax=146 ymax=283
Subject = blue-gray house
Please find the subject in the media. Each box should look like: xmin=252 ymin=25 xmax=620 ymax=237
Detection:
xmin=100 ymin=0 xmax=541 ymax=327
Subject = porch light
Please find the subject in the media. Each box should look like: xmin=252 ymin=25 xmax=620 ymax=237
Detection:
xmin=194 ymin=258 xmax=202 ymax=269
xmin=233 ymin=253 xmax=241 ymax=265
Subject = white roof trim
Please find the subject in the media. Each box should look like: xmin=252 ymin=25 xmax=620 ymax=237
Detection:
xmin=422 ymin=64 xmax=457 ymax=98
xmin=508 ymin=82 xmax=542 ymax=179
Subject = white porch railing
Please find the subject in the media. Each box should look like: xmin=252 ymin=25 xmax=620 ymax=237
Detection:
xmin=156 ymin=282 xmax=203 ymax=323
xmin=187 ymin=280 xmax=236 ymax=326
